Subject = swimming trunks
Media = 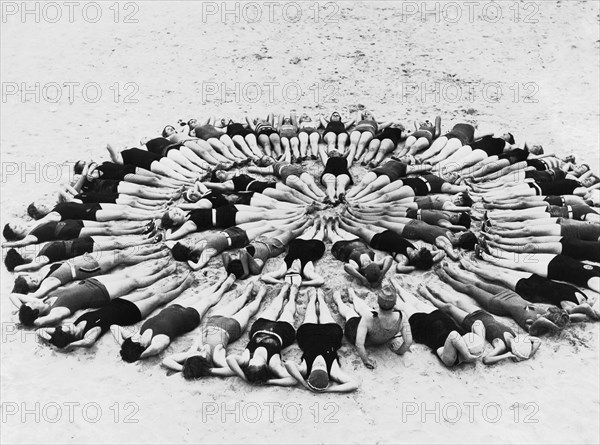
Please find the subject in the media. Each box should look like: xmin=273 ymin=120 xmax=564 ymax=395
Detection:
xmin=231 ymin=174 xmax=276 ymax=193
xmin=255 ymin=122 xmax=277 ymax=137
xmin=215 ymin=205 xmax=239 ymax=228
xmin=279 ymin=124 xmax=298 ymax=139
xmin=527 ymin=179 xmax=580 ymax=196
xmin=515 ymin=274 xmax=583 ymax=306
xmin=199 ymin=191 xmax=229 ymax=209
xmin=246 ymin=236 xmax=286 ymax=261
xmin=49 ymin=278 xmax=110 ymax=313
xmin=401 ymin=220 xmax=449 ymax=245
xmin=38 ymin=237 xmax=95 ymax=262
xmin=273 ymin=162 xmax=304 ymax=183
xmin=284 ymin=239 xmax=326 ymax=268
xmin=485 ymin=289 xmax=548 ymax=331
xmin=140 ymin=304 xmax=201 ymax=340
xmin=247 ymin=318 xmax=296 ymax=361
xmin=412 ymin=122 xmax=436 ymax=143
xmin=372 ymin=160 xmax=408 ymax=182
xmin=45 ymin=253 xmax=101 ymax=285
xmin=81 ymin=179 xmax=120 ymax=195
xmin=296 ymin=323 xmax=343 ymax=375
xmin=525 ymin=168 xmax=567 ymax=183
xmin=121 ymin=148 xmax=161 ymax=171
xmin=188 ymin=209 xmax=214 ymax=230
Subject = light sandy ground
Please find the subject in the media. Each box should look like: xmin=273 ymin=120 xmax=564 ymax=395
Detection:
xmin=1 ymin=1 xmax=599 ymax=444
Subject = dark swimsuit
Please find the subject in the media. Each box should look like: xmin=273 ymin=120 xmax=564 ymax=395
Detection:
xmin=81 ymin=179 xmax=120 ymax=195
xmin=255 ymin=122 xmax=277 ymax=137
xmin=443 ymin=123 xmax=475 ymax=145
xmin=52 ymin=203 xmax=102 ymax=221
xmin=194 ymin=125 xmax=223 ymax=140
xmin=96 ymin=162 xmax=137 ymax=180
xmin=31 ymin=220 xmax=84 ymax=242
xmin=121 ymin=148 xmax=162 ymax=171
xmin=227 ymin=123 xmax=253 ymax=138
xmin=497 ymin=148 xmax=529 ymax=165
xmin=527 ymin=179 xmax=581 ymax=196
xmin=38 ymin=237 xmax=95 ymax=262
xmin=515 ymin=274 xmax=583 ymax=306
xmin=324 ymin=121 xmax=346 ymax=136
xmin=461 ymin=310 xmax=515 ymax=346
xmin=75 ymin=298 xmax=142 ymax=338
xmin=369 ymin=230 xmax=415 ymax=257
xmin=48 ymin=278 xmax=110 ymax=313
xmin=344 ymin=310 xmax=402 ymax=345
xmin=140 ymin=304 xmax=201 ymax=340
xmin=547 ymin=255 xmax=600 ymax=287
xmin=320 ymin=157 xmax=353 ymax=184
xmin=470 ymin=136 xmax=505 ymax=157
xmin=372 ymin=160 xmax=408 ymax=182
xmin=375 ymin=127 xmax=403 ymax=145
xmin=74 ymin=192 xmax=118 ymax=204
xmin=401 ymin=220 xmax=448 ymax=245
xmin=247 ymin=318 xmax=296 ymax=362
xmin=401 ymin=174 xmax=446 ymax=196
xmin=412 ymin=123 xmax=436 ymax=143
xmin=525 ymin=168 xmax=566 ymax=183
xmin=284 ymin=239 xmax=326 ymax=268
xmin=558 ymin=218 xmax=600 ymax=241
xmin=409 ymin=310 xmax=466 ymax=351
xmin=296 ymin=323 xmax=343 ymax=375
xmin=43 ymin=253 xmax=102 ymax=286
xmin=232 ymin=174 xmax=276 ymax=193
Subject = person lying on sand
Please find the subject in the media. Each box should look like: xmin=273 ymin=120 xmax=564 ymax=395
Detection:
xmin=332 ymin=286 xmax=408 ymax=370
xmin=390 ymin=277 xmax=485 ymax=367
xmin=37 ymin=273 xmax=192 ymax=351
xmin=15 ymin=259 xmax=174 ymax=328
xmin=246 ymin=113 xmax=281 ymax=158
xmin=325 ymin=216 xmax=393 ymax=288
xmin=348 ymin=110 xmax=394 ymax=164
xmin=226 ymin=283 xmax=298 ymax=386
xmin=395 ymin=116 xmax=441 ymax=159
xmin=285 ymin=288 xmax=359 ymax=393
xmin=260 ymin=217 xmax=325 ymax=287
xmin=361 ymin=122 xmax=406 ymax=168
xmin=320 ymin=111 xmax=356 ymax=155
xmin=162 ymin=283 xmax=266 ymax=378
xmin=116 ymin=273 xmax=235 ymax=362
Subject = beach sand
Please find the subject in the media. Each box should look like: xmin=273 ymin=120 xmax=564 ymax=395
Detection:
xmin=1 ymin=1 xmax=599 ymax=444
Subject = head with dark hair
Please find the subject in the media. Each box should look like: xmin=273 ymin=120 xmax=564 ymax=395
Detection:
xmin=18 ymin=304 xmax=40 ymax=326
xmin=408 ymin=248 xmax=434 ymax=270
xmin=162 ymin=125 xmax=177 ymax=138
xmin=160 ymin=208 xmax=186 ymax=230
xmin=330 ymin=111 xmax=342 ymax=122
xmin=27 ymin=200 xmax=53 ymax=220
xmin=182 ymin=355 xmax=212 ymax=379
xmin=452 ymin=192 xmax=472 ymax=207
xmin=363 ymin=263 xmax=382 ymax=284
xmin=12 ymin=275 xmax=32 ymax=294
xmin=242 ymin=363 xmax=270 ymax=384
xmin=456 ymin=231 xmax=477 ymax=251
xmin=3 ymin=222 xmax=28 ymax=242
xmin=543 ymin=307 xmax=570 ymax=329
xmin=455 ymin=212 xmax=472 ymax=229
xmin=188 ymin=118 xmax=198 ymax=129
xmin=48 ymin=326 xmax=79 ymax=349
xmin=4 ymin=249 xmax=31 ymax=272
xmin=307 ymin=356 xmax=330 ymax=392
xmin=120 ymin=337 xmax=145 ymax=363
xmin=170 ymin=242 xmax=192 ymax=262
xmin=73 ymin=160 xmax=86 ymax=175
xmin=227 ymin=259 xmax=245 ymax=279
xmin=506 ymin=133 xmax=515 ymax=145
xmin=581 ymin=175 xmax=600 ymax=188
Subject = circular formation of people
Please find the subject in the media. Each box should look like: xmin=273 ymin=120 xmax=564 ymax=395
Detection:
xmin=4 ymin=110 xmax=600 ymax=393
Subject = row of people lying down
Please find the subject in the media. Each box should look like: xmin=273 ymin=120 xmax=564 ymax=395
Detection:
xmin=28 ymin=269 xmax=596 ymax=393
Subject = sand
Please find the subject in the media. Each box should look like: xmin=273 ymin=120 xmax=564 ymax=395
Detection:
xmin=1 ymin=1 xmax=599 ymax=444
